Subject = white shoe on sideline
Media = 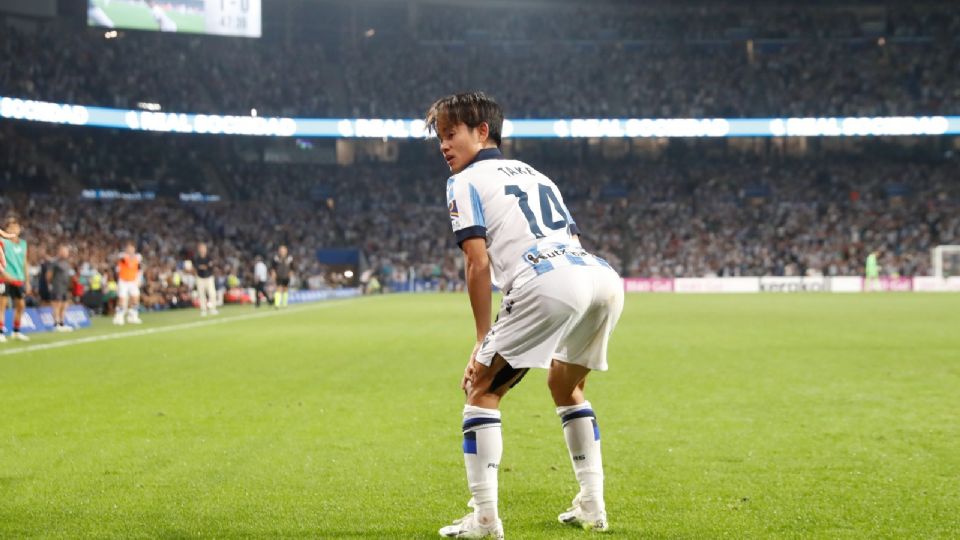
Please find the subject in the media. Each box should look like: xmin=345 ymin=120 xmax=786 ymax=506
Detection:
xmin=113 ymin=314 xmax=125 ymax=326
xmin=200 ymin=311 xmax=208 ymax=317
xmin=209 ymin=309 xmax=219 ymax=315
xmin=55 ymin=325 xmax=74 ymax=332
xmin=439 ymin=512 xmax=503 ymax=539
xmin=558 ymin=493 xmax=608 ymax=532
xmin=12 ymin=332 xmax=30 ymax=342
xmin=0 ymin=333 xmax=7 ymax=343
xmin=127 ymin=311 xmax=143 ymax=324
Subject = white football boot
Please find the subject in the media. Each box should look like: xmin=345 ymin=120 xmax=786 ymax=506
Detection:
xmin=0 ymin=333 xmax=7 ymax=343
xmin=439 ymin=513 xmax=503 ymax=539
xmin=127 ymin=310 xmax=143 ymax=324
xmin=113 ymin=312 xmax=125 ymax=325
xmin=439 ymin=499 xmax=504 ymax=539
xmin=558 ymin=493 xmax=608 ymax=532
xmin=12 ymin=331 xmax=30 ymax=341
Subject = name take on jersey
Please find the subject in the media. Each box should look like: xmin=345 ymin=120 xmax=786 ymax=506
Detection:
xmin=446 ymin=148 xmax=609 ymax=292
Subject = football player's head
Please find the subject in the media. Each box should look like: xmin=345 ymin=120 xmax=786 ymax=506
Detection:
xmin=426 ymin=92 xmax=503 ymax=174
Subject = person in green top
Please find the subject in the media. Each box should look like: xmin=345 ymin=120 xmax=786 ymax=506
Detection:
xmin=0 ymin=217 xmax=31 ymax=342
xmin=865 ymin=250 xmax=881 ymax=292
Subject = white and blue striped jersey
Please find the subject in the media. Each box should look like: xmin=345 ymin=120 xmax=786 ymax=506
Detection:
xmin=447 ymin=148 xmax=610 ymax=291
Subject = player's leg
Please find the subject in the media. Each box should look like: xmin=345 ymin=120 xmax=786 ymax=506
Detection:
xmin=115 ymin=282 xmax=128 ymax=324
xmin=52 ymin=299 xmax=63 ymax=327
xmin=549 ymin=266 xmax=623 ymax=531
xmin=549 ymin=361 xmax=605 ymax=530
xmin=12 ymin=295 xmax=28 ymax=340
xmin=127 ymin=286 xmax=142 ymax=323
xmin=440 ymin=353 xmax=525 ymax=539
xmin=273 ymin=285 xmax=283 ymax=307
xmin=56 ymin=298 xmax=73 ymax=331
xmin=0 ymin=291 xmax=8 ymax=341
xmin=209 ymin=279 xmax=220 ymax=314
xmin=196 ymin=281 xmax=206 ymax=315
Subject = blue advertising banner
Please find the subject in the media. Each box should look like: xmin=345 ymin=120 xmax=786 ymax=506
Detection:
xmin=287 ymin=288 xmax=361 ymax=305
xmin=4 ymin=305 xmax=93 ymax=334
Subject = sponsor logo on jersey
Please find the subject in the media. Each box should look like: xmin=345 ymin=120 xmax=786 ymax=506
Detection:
xmin=524 ymin=244 xmax=587 ymax=265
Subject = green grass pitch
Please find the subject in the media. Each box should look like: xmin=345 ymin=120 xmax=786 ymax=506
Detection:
xmin=1 ymin=293 xmax=958 ymax=538
xmin=92 ymin=0 xmax=204 ymax=34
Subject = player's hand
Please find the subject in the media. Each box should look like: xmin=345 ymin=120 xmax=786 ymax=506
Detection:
xmin=461 ymin=342 xmax=483 ymax=392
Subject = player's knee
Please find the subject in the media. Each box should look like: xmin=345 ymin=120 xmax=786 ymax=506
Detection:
xmin=466 ymin=383 xmax=501 ymax=408
xmin=547 ymin=366 xmax=586 ymax=406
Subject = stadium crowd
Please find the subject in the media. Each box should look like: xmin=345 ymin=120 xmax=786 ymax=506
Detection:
xmin=2 ymin=1 xmax=959 ymax=312
xmin=2 ymin=3 xmax=960 ymax=118
xmin=2 ymin=122 xmax=958 ymax=301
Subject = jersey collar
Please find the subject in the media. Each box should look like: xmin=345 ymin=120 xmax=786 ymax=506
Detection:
xmin=465 ymin=147 xmax=503 ymax=169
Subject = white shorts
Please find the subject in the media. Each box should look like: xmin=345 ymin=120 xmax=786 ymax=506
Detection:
xmin=118 ymin=279 xmax=140 ymax=299
xmin=476 ymin=264 xmax=624 ymax=371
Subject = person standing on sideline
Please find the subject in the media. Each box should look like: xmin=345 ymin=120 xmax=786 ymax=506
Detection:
xmin=427 ymin=93 xmax=623 ymax=538
xmin=271 ymin=245 xmax=294 ymax=308
xmin=0 ymin=218 xmax=31 ymax=342
xmin=253 ymin=255 xmax=270 ymax=307
xmin=865 ymin=249 xmax=881 ymax=292
xmin=114 ymin=241 xmax=143 ymax=325
xmin=191 ymin=242 xmax=217 ymax=316
xmin=47 ymin=244 xmax=74 ymax=332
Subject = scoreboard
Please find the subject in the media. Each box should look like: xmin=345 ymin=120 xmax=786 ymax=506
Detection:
xmin=204 ymin=0 xmax=261 ymax=37
xmin=87 ymin=0 xmax=261 ymax=38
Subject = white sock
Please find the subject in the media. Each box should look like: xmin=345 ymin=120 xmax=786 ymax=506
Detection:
xmin=557 ymin=401 xmax=604 ymax=513
xmin=462 ymin=405 xmax=502 ymax=527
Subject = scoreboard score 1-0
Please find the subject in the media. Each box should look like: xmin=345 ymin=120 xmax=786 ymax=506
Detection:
xmin=204 ymin=0 xmax=261 ymax=37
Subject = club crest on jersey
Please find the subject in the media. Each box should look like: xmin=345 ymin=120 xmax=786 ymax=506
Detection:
xmin=448 ymin=199 xmax=460 ymax=218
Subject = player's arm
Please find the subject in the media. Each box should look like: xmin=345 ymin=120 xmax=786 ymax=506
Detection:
xmin=0 ymin=228 xmax=13 ymax=240
xmin=462 ymin=237 xmax=492 ymax=343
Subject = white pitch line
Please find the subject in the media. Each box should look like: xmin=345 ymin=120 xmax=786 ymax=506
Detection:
xmin=0 ymin=297 xmax=369 ymax=357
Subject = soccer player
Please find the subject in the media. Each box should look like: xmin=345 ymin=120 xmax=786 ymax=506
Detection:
xmin=46 ymin=244 xmax=74 ymax=332
xmin=191 ymin=242 xmax=217 ymax=316
xmin=148 ymin=1 xmax=178 ymax=32
xmin=428 ymin=92 xmax=623 ymax=538
xmin=0 ymin=218 xmax=31 ymax=342
xmin=114 ymin=241 xmax=143 ymax=325
xmin=271 ymin=245 xmax=294 ymax=308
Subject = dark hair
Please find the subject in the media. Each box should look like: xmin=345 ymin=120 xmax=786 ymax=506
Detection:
xmin=425 ymin=91 xmax=503 ymax=147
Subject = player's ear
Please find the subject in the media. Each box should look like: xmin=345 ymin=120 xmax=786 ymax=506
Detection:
xmin=477 ymin=122 xmax=490 ymax=143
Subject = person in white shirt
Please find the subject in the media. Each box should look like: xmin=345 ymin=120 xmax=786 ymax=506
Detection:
xmin=429 ymin=92 xmax=624 ymax=539
xmin=252 ymin=255 xmax=270 ymax=308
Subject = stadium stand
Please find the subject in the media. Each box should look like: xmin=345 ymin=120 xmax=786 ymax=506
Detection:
xmin=1 ymin=1 xmax=959 ymax=306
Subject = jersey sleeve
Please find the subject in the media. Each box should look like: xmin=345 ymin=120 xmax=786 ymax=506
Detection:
xmin=447 ymin=175 xmax=487 ymax=247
